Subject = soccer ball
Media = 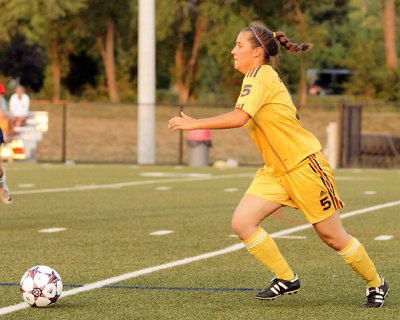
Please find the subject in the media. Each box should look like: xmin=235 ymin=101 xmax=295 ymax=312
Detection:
xmin=20 ymin=265 xmax=63 ymax=307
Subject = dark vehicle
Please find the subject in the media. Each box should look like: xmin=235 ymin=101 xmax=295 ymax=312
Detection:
xmin=307 ymin=69 xmax=356 ymax=95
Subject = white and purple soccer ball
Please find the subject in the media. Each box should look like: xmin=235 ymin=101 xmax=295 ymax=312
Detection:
xmin=20 ymin=265 xmax=63 ymax=307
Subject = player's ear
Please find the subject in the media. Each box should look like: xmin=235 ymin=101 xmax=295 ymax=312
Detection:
xmin=253 ymin=47 xmax=263 ymax=59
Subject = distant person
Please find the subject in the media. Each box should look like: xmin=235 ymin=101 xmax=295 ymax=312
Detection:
xmin=10 ymin=85 xmax=30 ymax=126
xmin=169 ymin=21 xmax=388 ymax=308
xmin=0 ymin=77 xmax=12 ymax=204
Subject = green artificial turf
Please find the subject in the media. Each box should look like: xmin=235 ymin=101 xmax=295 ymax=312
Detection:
xmin=0 ymin=164 xmax=399 ymax=319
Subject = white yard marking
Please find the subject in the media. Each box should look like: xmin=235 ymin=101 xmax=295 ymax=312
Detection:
xmin=149 ymin=230 xmax=173 ymax=236
xmin=335 ymin=177 xmax=380 ymax=181
xmin=275 ymin=236 xmax=306 ymax=239
xmin=224 ymin=188 xmax=239 ymax=192
xmin=374 ymin=235 xmax=393 ymax=241
xmin=229 ymin=235 xmax=307 ymax=239
xmin=1 ymin=200 xmax=399 ymax=316
xmin=364 ymin=191 xmax=376 ymax=195
xmin=17 ymin=184 xmax=34 ymax=188
xmin=39 ymin=228 xmax=67 ymax=233
xmin=12 ymin=173 xmax=254 ymax=196
xmin=155 ymin=186 xmax=171 ymax=191
xmin=140 ymin=172 xmax=212 ymax=178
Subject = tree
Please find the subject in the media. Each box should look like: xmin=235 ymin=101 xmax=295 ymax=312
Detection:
xmin=0 ymin=0 xmax=86 ymax=101
xmin=156 ymin=0 xmax=257 ymax=104
xmin=0 ymin=32 xmax=45 ymax=92
xmin=383 ymin=0 xmax=397 ymax=73
xmin=341 ymin=0 xmax=400 ymax=101
xmin=156 ymin=0 xmax=206 ymax=104
xmin=82 ymin=0 xmax=134 ymax=103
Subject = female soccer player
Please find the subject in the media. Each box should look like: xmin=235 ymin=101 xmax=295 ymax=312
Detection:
xmin=0 ymin=77 xmax=12 ymax=205
xmin=168 ymin=22 xmax=389 ymax=308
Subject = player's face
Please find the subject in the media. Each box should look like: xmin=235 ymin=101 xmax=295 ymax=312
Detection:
xmin=231 ymin=31 xmax=258 ymax=75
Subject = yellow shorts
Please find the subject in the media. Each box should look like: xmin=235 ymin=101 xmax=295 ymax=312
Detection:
xmin=246 ymin=152 xmax=344 ymax=224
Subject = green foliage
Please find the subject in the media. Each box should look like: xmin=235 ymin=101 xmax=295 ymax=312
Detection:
xmin=0 ymin=0 xmax=399 ymax=102
xmin=341 ymin=0 xmax=400 ymax=101
xmin=198 ymin=0 xmax=255 ymax=101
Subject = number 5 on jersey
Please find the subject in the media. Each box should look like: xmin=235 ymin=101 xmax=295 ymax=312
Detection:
xmin=241 ymin=84 xmax=252 ymax=97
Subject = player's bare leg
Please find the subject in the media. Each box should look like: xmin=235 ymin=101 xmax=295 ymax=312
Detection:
xmin=0 ymin=153 xmax=11 ymax=205
xmin=313 ymin=211 xmax=389 ymax=308
xmin=312 ymin=210 xmax=350 ymax=250
xmin=232 ymin=195 xmax=300 ymax=300
xmin=232 ymin=194 xmax=281 ymax=240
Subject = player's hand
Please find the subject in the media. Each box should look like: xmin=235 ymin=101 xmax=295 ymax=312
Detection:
xmin=168 ymin=112 xmax=197 ymax=131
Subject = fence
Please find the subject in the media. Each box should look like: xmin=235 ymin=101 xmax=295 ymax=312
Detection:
xmin=339 ymin=102 xmax=400 ymax=168
xmin=29 ymin=101 xmax=400 ymax=167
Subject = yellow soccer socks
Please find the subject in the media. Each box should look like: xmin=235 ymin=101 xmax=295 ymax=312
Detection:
xmin=243 ymin=227 xmax=295 ymax=281
xmin=338 ymin=237 xmax=381 ymax=287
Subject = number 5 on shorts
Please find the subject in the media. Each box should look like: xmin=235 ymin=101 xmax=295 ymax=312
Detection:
xmin=320 ymin=196 xmax=331 ymax=211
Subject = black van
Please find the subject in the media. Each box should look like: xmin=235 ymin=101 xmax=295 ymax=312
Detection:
xmin=307 ymin=69 xmax=356 ymax=95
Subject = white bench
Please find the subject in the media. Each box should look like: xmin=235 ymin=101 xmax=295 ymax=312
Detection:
xmin=2 ymin=111 xmax=48 ymax=161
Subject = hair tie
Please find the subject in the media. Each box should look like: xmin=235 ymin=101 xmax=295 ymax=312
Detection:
xmin=273 ymin=32 xmax=276 ymax=39
xmin=250 ymin=27 xmax=270 ymax=56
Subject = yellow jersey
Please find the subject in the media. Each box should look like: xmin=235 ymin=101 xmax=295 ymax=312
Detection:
xmin=235 ymin=65 xmax=321 ymax=175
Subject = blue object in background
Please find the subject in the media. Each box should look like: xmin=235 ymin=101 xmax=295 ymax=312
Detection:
xmin=0 ymin=95 xmax=7 ymax=111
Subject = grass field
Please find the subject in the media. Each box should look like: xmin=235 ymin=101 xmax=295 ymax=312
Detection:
xmin=0 ymin=163 xmax=399 ymax=319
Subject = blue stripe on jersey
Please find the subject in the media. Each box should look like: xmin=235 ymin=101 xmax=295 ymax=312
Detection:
xmin=253 ymin=66 xmax=261 ymax=77
xmin=246 ymin=66 xmax=262 ymax=78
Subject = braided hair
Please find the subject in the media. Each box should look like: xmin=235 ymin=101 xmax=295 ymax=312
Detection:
xmin=243 ymin=21 xmax=312 ymax=66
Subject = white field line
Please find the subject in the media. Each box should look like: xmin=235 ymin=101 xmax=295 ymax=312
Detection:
xmin=12 ymin=173 xmax=254 ymax=196
xmin=1 ymin=199 xmax=399 ymax=316
xmin=149 ymin=230 xmax=174 ymax=236
xmin=276 ymin=236 xmax=306 ymax=239
xmin=38 ymin=228 xmax=67 ymax=233
xmin=374 ymin=235 xmax=393 ymax=241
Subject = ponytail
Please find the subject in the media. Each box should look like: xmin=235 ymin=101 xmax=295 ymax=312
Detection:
xmin=242 ymin=22 xmax=312 ymax=67
xmin=274 ymin=31 xmax=312 ymax=53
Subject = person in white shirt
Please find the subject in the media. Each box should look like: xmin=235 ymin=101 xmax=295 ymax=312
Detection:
xmin=9 ymin=85 xmax=30 ymax=126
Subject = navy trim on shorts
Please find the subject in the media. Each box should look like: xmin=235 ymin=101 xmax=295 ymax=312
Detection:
xmin=308 ymin=154 xmax=343 ymax=210
xmin=308 ymin=162 xmax=338 ymax=210
xmin=312 ymin=157 xmax=344 ymax=208
xmin=0 ymin=127 xmax=4 ymax=145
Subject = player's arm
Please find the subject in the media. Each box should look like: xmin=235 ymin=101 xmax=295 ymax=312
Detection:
xmin=168 ymin=108 xmax=250 ymax=131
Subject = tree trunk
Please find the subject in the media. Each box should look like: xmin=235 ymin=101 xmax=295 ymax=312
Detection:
xmin=184 ymin=15 xmax=206 ymax=100
xmin=174 ymin=6 xmax=206 ymax=104
xmin=384 ymin=0 xmax=397 ymax=74
xmin=174 ymin=24 xmax=188 ymax=104
xmin=299 ymin=56 xmax=307 ymax=107
xmin=98 ymin=16 xmax=120 ymax=103
xmin=51 ymin=40 xmax=61 ymax=102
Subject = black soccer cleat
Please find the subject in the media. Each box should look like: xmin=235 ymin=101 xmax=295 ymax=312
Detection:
xmin=256 ymin=274 xmax=300 ymax=301
xmin=361 ymin=276 xmax=390 ymax=308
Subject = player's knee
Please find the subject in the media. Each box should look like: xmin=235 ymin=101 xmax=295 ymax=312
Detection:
xmin=319 ymin=234 xmax=342 ymax=250
xmin=231 ymin=216 xmax=241 ymax=235
xmin=232 ymin=215 xmax=247 ymax=237
xmin=322 ymin=237 xmax=336 ymax=249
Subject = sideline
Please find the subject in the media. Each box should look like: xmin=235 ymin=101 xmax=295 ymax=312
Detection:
xmin=1 ymin=200 xmax=399 ymax=316
xmin=12 ymin=173 xmax=254 ymax=195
